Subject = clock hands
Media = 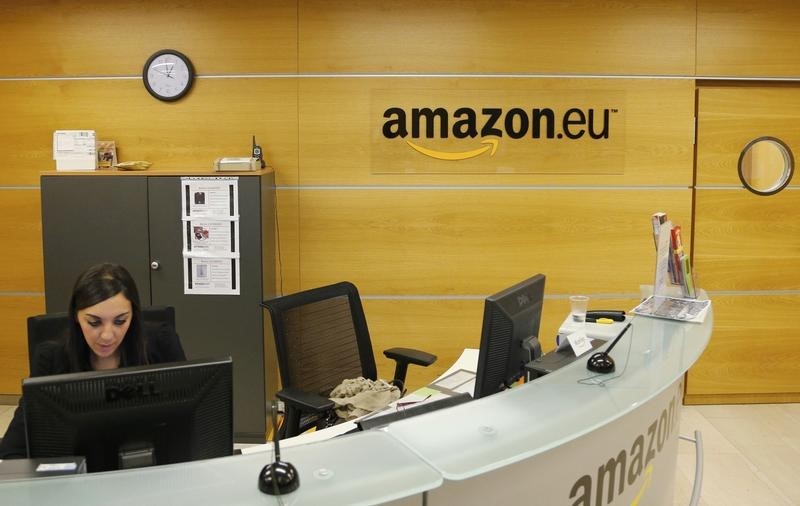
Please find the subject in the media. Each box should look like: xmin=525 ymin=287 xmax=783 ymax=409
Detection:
xmin=152 ymin=63 xmax=177 ymax=79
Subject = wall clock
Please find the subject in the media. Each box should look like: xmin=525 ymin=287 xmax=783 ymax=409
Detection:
xmin=142 ymin=49 xmax=195 ymax=102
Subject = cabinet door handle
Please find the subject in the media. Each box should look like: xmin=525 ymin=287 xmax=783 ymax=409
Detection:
xmin=150 ymin=261 xmax=161 ymax=271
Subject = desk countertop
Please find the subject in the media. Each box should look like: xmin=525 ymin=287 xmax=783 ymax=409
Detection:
xmin=0 ymin=305 xmax=712 ymax=505
xmin=0 ymin=431 xmax=440 ymax=506
xmin=387 ymin=312 xmax=712 ymax=479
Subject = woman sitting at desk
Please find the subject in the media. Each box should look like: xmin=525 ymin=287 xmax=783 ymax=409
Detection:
xmin=0 ymin=263 xmax=185 ymax=458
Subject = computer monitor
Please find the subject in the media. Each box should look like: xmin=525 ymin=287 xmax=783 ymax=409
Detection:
xmin=23 ymin=357 xmax=233 ymax=472
xmin=473 ymin=274 xmax=546 ymax=399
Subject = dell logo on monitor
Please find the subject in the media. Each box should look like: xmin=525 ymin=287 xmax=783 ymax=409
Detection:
xmin=105 ymin=381 xmax=162 ymax=402
xmin=517 ymin=294 xmax=530 ymax=307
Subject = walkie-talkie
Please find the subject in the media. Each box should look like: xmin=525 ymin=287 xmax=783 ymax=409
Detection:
xmin=252 ymin=136 xmax=266 ymax=169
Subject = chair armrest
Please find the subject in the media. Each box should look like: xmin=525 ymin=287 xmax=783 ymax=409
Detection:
xmin=276 ymin=387 xmax=335 ymax=413
xmin=383 ymin=347 xmax=438 ymax=392
xmin=383 ymin=347 xmax=437 ymax=367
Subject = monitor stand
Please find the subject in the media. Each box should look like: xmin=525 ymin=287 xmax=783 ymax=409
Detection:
xmin=118 ymin=441 xmax=156 ymax=470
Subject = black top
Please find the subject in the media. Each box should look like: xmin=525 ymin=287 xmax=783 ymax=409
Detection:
xmin=0 ymin=322 xmax=186 ymax=459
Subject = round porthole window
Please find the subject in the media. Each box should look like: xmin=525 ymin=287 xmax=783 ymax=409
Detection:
xmin=737 ymin=136 xmax=794 ymax=196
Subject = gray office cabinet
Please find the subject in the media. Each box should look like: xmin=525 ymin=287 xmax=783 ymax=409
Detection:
xmin=40 ymin=172 xmax=275 ymax=443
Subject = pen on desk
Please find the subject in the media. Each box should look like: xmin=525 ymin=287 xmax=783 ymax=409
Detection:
xmin=605 ymin=322 xmax=633 ymax=354
xmin=396 ymin=394 xmax=431 ymax=408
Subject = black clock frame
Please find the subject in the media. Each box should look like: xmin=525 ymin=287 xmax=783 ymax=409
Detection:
xmin=142 ymin=49 xmax=195 ymax=102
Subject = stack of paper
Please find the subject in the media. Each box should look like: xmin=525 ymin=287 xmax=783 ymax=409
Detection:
xmin=632 ymin=295 xmax=710 ymax=323
xmin=53 ymin=130 xmax=96 ymax=171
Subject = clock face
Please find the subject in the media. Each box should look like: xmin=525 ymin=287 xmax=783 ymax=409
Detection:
xmin=143 ymin=50 xmax=195 ymax=102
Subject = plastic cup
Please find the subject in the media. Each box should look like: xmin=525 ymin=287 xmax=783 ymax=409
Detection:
xmin=569 ymin=295 xmax=590 ymax=323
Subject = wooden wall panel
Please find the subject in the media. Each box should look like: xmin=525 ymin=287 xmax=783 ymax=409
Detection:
xmin=0 ymin=79 xmax=298 ymax=186
xmin=275 ymin=189 xmax=301 ymax=296
xmin=12 ymin=1 xmax=793 ymax=403
xmin=298 ymin=78 xmax=695 ymax=186
xmin=0 ymin=189 xmax=43 ymax=292
xmin=366 ymin=299 xmax=482 ymax=391
xmin=686 ymin=295 xmax=800 ymax=403
xmin=0 ymin=0 xmax=297 ymax=76
xmin=693 ymin=189 xmax=800 ymax=291
xmin=697 ymin=86 xmax=800 ymax=186
xmin=0 ymin=296 xmax=45 ymax=394
xmin=698 ymin=0 xmax=800 ymax=77
xmin=293 ymin=189 xmax=693 ymax=296
xmin=366 ymin=295 xmax=643 ymax=393
xmin=692 ymin=85 xmax=800 ymax=404
xmin=299 ymin=0 xmax=696 ymax=75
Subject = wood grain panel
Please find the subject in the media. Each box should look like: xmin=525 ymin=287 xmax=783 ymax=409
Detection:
xmin=3 ymin=292 xmax=644 ymax=395
xmin=694 ymin=85 xmax=800 ymax=403
xmin=366 ymin=298 xmax=483 ymax=391
xmin=686 ymin=295 xmax=800 ymax=398
xmin=299 ymin=78 xmax=695 ymax=186
xmin=264 ymin=268 xmax=641 ymax=392
xmin=0 ymin=79 xmax=298 ymax=186
xmin=698 ymin=0 xmax=800 ymax=77
xmin=275 ymin=189 xmax=301 ymax=296
xmin=299 ymin=0 xmax=695 ymax=75
xmin=697 ymin=86 xmax=800 ymax=186
xmin=0 ymin=0 xmax=297 ymax=76
xmin=0 ymin=296 xmax=45 ymax=394
xmin=294 ymin=189 xmax=692 ymax=296
xmin=0 ymin=189 xmax=44 ymax=292
xmin=365 ymin=295 xmax=642 ymax=393
xmin=685 ymin=392 xmax=800 ymax=405
xmin=694 ymin=189 xmax=800 ymax=291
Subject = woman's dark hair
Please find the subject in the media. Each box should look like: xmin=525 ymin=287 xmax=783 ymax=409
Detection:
xmin=66 ymin=263 xmax=148 ymax=371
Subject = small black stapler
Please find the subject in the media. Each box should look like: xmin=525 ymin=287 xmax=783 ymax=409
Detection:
xmin=585 ymin=310 xmax=626 ymax=322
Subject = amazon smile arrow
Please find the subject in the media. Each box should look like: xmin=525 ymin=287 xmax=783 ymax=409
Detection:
xmin=405 ymin=138 xmax=499 ymax=161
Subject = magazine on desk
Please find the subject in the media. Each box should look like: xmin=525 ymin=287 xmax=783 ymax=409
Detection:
xmin=632 ymin=295 xmax=710 ymax=323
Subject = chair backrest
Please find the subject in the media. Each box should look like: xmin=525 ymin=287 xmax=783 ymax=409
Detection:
xmin=262 ymin=281 xmax=377 ymax=398
xmin=26 ymin=306 xmax=176 ymax=376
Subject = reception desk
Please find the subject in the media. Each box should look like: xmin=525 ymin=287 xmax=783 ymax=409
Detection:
xmin=394 ymin=311 xmax=710 ymax=505
xmin=0 ymin=308 xmax=711 ymax=505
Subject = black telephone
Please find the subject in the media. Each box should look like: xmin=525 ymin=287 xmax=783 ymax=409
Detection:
xmin=252 ymin=136 xmax=266 ymax=169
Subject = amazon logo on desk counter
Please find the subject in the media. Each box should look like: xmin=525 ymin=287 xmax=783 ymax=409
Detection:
xmin=567 ymin=381 xmax=682 ymax=506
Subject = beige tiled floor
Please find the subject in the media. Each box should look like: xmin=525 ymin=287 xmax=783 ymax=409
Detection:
xmin=674 ymin=403 xmax=800 ymax=506
xmin=2 ymin=402 xmax=798 ymax=504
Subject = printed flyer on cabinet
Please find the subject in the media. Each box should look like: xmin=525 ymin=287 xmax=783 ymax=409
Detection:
xmin=180 ymin=177 xmax=240 ymax=295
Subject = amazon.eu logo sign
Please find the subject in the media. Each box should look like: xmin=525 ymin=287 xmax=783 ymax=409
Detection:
xmin=372 ymin=89 xmax=625 ymax=175
xmin=382 ymin=106 xmax=613 ymax=160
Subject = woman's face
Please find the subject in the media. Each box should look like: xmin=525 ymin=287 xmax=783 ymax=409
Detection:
xmin=76 ymin=292 xmax=132 ymax=370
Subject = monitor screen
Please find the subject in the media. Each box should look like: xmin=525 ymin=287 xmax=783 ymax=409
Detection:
xmin=23 ymin=357 xmax=233 ymax=472
xmin=474 ymin=274 xmax=546 ymax=399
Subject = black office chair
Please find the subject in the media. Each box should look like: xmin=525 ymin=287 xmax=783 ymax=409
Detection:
xmin=262 ymin=281 xmax=437 ymax=439
xmin=26 ymin=306 xmax=180 ymax=376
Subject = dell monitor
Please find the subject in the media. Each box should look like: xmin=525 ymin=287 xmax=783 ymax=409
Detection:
xmin=474 ymin=274 xmax=546 ymax=399
xmin=23 ymin=357 xmax=233 ymax=472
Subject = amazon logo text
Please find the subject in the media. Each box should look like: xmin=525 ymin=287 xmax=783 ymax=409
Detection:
xmin=382 ymin=106 xmax=617 ymax=161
